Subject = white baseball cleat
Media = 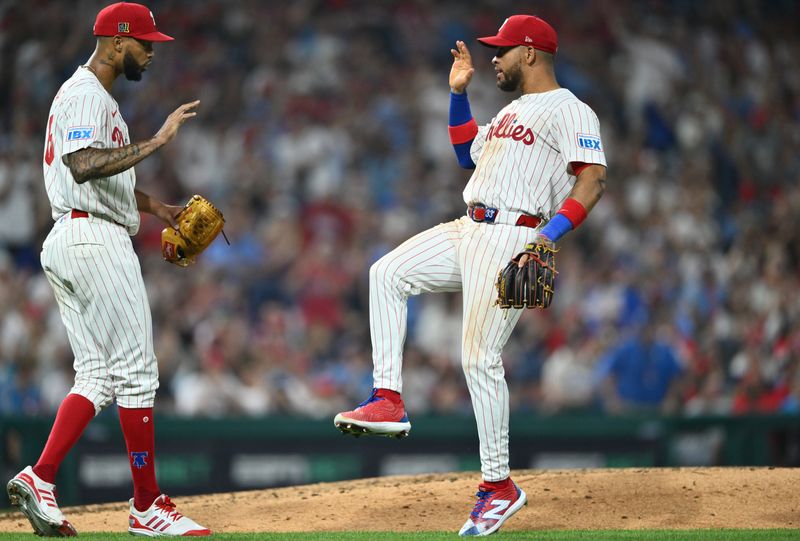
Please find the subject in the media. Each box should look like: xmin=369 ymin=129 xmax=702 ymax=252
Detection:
xmin=128 ymin=494 xmax=211 ymax=537
xmin=6 ymin=465 xmax=77 ymax=537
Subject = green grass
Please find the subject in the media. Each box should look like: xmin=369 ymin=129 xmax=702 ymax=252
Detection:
xmin=1 ymin=532 xmax=800 ymax=541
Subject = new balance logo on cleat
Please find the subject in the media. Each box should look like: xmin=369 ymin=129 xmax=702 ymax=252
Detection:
xmin=482 ymin=499 xmax=511 ymax=520
xmin=459 ymin=480 xmax=527 ymax=536
xmin=333 ymin=388 xmax=411 ymax=439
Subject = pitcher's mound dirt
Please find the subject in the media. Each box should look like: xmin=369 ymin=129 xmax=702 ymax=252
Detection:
xmin=1 ymin=468 xmax=797 ymax=533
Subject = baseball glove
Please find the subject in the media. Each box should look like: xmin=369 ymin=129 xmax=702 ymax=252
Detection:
xmin=161 ymin=194 xmax=226 ymax=267
xmin=496 ymin=239 xmax=558 ymax=309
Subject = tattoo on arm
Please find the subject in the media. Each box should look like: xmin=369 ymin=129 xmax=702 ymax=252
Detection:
xmin=62 ymin=140 xmax=158 ymax=183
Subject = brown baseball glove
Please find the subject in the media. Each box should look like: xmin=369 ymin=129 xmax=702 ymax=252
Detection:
xmin=496 ymin=238 xmax=558 ymax=309
xmin=161 ymin=195 xmax=226 ymax=267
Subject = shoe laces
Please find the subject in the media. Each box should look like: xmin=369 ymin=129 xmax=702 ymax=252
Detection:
xmin=470 ymin=489 xmax=494 ymax=519
xmin=357 ymin=388 xmax=381 ymax=408
xmin=155 ymin=496 xmax=183 ymax=522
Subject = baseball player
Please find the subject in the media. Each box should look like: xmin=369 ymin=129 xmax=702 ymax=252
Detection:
xmin=5 ymin=3 xmax=210 ymax=537
xmin=334 ymin=15 xmax=607 ymax=536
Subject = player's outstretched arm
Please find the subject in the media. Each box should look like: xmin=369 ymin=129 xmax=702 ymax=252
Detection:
xmin=449 ymin=41 xmax=478 ymax=169
xmin=62 ymin=100 xmax=200 ymax=184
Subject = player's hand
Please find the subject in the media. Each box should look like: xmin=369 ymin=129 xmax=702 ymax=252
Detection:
xmin=154 ymin=202 xmax=183 ymax=228
xmin=516 ymin=234 xmax=555 ymax=268
xmin=449 ymin=40 xmax=475 ymax=94
xmin=154 ymin=100 xmax=200 ymax=146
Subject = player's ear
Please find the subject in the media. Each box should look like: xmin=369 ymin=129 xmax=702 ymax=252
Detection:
xmin=526 ymin=46 xmax=536 ymax=66
xmin=113 ymin=35 xmax=124 ymax=53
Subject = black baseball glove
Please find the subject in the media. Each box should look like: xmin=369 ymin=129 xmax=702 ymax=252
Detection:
xmin=496 ymin=238 xmax=558 ymax=309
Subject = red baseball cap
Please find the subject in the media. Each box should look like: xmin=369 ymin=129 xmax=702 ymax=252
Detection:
xmin=93 ymin=2 xmax=173 ymax=42
xmin=477 ymin=15 xmax=558 ymax=54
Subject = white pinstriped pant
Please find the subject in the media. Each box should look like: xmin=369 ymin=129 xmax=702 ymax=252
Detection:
xmin=370 ymin=215 xmax=539 ymax=481
xmin=40 ymin=213 xmax=159 ymax=414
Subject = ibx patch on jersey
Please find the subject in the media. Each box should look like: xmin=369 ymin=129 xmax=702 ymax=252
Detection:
xmin=577 ymin=133 xmax=602 ymax=151
xmin=66 ymin=126 xmax=95 ymax=142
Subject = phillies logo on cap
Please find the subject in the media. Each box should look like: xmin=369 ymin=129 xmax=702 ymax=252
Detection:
xmin=477 ymin=14 xmax=558 ymax=54
xmin=93 ymin=2 xmax=174 ymax=42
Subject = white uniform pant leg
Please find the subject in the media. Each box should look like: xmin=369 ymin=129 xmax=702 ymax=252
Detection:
xmin=458 ymin=221 xmax=539 ymax=482
xmin=41 ymin=258 xmax=114 ymax=414
xmin=370 ymin=220 xmax=464 ymax=392
xmin=40 ymin=219 xmax=159 ymax=412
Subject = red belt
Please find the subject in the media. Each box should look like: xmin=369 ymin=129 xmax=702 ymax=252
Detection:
xmin=515 ymin=215 xmax=541 ymax=228
xmin=467 ymin=204 xmax=541 ymax=229
xmin=70 ymin=209 xmax=123 ymax=227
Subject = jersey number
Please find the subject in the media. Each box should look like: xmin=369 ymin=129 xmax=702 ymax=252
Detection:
xmin=44 ymin=115 xmax=55 ymax=166
xmin=112 ymin=127 xmax=125 ymax=148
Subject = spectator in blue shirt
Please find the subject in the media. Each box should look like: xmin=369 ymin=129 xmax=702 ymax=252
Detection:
xmin=595 ymin=319 xmax=685 ymax=414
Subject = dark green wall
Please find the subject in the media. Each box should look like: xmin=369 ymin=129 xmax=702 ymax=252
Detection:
xmin=2 ymin=413 xmax=798 ymax=507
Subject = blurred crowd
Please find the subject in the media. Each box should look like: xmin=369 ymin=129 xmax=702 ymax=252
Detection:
xmin=1 ymin=0 xmax=799 ymax=419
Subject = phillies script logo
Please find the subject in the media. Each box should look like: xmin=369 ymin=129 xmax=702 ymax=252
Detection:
xmin=487 ymin=113 xmax=535 ymax=145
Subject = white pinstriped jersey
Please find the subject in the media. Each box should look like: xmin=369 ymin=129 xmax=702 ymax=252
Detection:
xmin=43 ymin=67 xmax=140 ymax=235
xmin=464 ymin=88 xmax=606 ymax=219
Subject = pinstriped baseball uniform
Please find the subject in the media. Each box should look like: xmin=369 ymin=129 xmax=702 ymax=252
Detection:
xmin=371 ymin=87 xmax=605 ymax=481
xmin=41 ymin=66 xmax=158 ymax=413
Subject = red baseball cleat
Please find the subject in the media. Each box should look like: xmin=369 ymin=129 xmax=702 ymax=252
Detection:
xmin=334 ymin=388 xmax=411 ymax=438
xmin=459 ymin=479 xmax=527 ymax=536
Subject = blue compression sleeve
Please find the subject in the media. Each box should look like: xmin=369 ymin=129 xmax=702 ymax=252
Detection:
xmin=449 ymin=92 xmax=473 ymax=125
xmin=449 ymin=92 xmax=476 ymax=169
xmin=452 ymin=141 xmax=474 ymax=169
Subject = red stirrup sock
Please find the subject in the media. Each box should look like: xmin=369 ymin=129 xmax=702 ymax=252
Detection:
xmin=483 ymin=477 xmax=513 ymax=491
xmin=33 ymin=393 xmax=96 ymax=483
xmin=376 ymin=388 xmax=403 ymax=404
xmin=118 ymin=406 xmax=161 ymax=512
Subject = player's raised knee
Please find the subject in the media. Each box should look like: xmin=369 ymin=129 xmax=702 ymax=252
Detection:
xmin=369 ymin=256 xmax=398 ymax=289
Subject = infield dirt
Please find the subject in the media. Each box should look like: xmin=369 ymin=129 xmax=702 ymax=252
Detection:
xmin=0 ymin=468 xmax=797 ymax=533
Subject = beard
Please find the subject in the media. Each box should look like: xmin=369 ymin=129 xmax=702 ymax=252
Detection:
xmin=497 ymin=62 xmax=522 ymax=92
xmin=123 ymin=52 xmax=144 ymax=81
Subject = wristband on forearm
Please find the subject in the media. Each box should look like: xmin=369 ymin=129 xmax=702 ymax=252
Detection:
xmin=539 ymin=198 xmax=588 ymax=243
